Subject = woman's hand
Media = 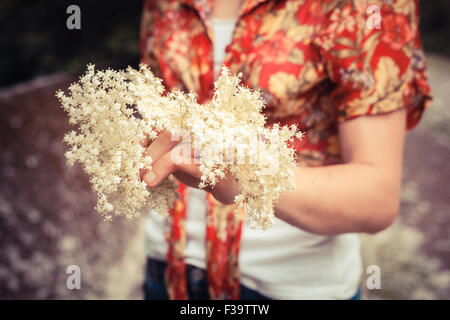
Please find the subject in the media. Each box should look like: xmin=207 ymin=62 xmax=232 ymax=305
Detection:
xmin=139 ymin=130 xmax=239 ymax=205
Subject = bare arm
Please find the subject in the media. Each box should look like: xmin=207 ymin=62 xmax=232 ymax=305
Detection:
xmin=274 ymin=108 xmax=407 ymax=235
xmin=142 ymin=108 xmax=406 ymax=236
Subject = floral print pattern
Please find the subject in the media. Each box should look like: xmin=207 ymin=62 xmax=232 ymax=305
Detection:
xmin=140 ymin=0 xmax=432 ymax=299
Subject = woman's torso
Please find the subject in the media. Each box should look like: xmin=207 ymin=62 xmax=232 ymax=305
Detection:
xmin=144 ymin=8 xmax=362 ymax=299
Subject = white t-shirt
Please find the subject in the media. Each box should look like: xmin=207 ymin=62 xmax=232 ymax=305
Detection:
xmin=145 ymin=17 xmax=362 ymax=300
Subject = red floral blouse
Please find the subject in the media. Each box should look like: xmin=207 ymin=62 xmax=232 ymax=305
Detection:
xmin=140 ymin=0 xmax=432 ymax=299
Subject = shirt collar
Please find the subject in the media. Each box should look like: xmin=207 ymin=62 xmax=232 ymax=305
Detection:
xmin=179 ymin=0 xmax=272 ymax=39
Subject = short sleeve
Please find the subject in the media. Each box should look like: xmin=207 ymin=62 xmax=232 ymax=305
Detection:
xmin=314 ymin=0 xmax=432 ymax=130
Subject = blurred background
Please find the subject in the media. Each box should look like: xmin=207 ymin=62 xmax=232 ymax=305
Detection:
xmin=0 ymin=0 xmax=449 ymax=299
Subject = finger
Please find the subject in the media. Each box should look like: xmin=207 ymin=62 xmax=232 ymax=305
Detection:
xmin=138 ymin=134 xmax=151 ymax=181
xmin=143 ymin=146 xmax=201 ymax=188
xmin=140 ymin=131 xmax=171 ymax=182
xmin=143 ymin=151 xmax=175 ymax=187
xmin=139 ymin=167 xmax=147 ymax=181
xmin=140 ymin=133 xmax=151 ymax=147
xmin=143 ymin=129 xmax=179 ymax=165
xmin=140 ymin=130 xmax=184 ymax=182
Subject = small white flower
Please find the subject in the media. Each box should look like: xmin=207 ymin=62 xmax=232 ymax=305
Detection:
xmin=57 ymin=64 xmax=302 ymax=230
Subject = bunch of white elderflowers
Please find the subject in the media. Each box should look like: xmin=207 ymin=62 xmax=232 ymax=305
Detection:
xmin=57 ymin=64 xmax=302 ymax=229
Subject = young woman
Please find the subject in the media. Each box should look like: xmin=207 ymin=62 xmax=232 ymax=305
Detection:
xmin=139 ymin=0 xmax=432 ymax=300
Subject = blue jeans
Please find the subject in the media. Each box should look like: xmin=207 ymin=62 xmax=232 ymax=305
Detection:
xmin=143 ymin=258 xmax=360 ymax=300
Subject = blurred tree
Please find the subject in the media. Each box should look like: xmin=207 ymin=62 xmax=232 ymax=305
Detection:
xmin=419 ymin=0 xmax=450 ymax=57
xmin=0 ymin=0 xmax=142 ymax=86
xmin=0 ymin=0 xmax=449 ymax=87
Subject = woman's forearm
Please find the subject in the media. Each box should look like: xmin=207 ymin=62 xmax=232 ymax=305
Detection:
xmin=274 ymin=163 xmax=401 ymax=236
xmin=274 ymin=109 xmax=407 ymax=236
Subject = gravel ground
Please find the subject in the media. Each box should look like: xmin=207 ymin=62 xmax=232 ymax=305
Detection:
xmin=0 ymin=54 xmax=449 ymax=300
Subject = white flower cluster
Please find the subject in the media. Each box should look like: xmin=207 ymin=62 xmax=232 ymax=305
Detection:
xmin=57 ymin=64 xmax=302 ymax=229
